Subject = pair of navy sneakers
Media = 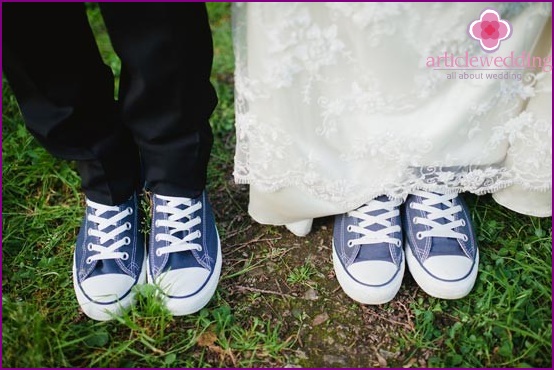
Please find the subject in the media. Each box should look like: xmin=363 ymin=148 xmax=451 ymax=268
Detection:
xmin=73 ymin=191 xmax=221 ymax=321
xmin=333 ymin=190 xmax=479 ymax=304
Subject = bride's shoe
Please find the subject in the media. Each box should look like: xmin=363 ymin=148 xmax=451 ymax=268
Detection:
xmin=332 ymin=196 xmax=404 ymax=304
xmin=403 ymin=190 xmax=478 ymax=299
xmin=285 ymin=219 xmax=313 ymax=237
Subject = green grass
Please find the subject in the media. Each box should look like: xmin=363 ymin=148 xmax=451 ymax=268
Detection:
xmin=2 ymin=3 xmax=552 ymax=368
xmin=287 ymin=262 xmax=317 ymax=286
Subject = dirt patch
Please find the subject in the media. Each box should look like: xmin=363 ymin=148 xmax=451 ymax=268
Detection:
xmin=209 ymin=148 xmax=432 ymax=367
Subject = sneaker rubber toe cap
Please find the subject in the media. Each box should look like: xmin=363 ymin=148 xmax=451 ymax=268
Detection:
xmin=156 ymin=268 xmax=210 ymax=298
xmin=80 ymin=274 xmax=135 ymax=303
xmin=347 ymin=260 xmax=400 ymax=286
xmin=423 ymin=255 xmax=474 ymax=281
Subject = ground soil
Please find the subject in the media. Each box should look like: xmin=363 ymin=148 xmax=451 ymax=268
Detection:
xmin=208 ymin=137 xmax=440 ymax=367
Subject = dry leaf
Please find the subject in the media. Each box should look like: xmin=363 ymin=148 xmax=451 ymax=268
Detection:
xmin=376 ymin=352 xmax=387 ymax=367
xmin=312 ymin=312 xmax=329 ymax=326
xmin=197 ymin=331 xmax=217 ymax=347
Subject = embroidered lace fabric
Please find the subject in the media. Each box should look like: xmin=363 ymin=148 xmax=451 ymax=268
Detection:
xmin=233 ymin=2 xmax=552 ymax=225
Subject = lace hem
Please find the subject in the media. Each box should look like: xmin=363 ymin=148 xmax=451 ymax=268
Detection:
xmin=235 ymin=165 xmax=551 ymax=209
xmin=234 ymin=104 xmax=552 ymax=208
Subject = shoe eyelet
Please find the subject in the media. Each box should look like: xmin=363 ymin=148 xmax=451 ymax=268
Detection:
xmin=121 ymin=252 xmax=129 ymax=260
xmin=196 ymin=230 xmax=202 ymax=238
xmin=87 ymin=243 xmax=94 ymax=251
xmin=127 ymin=207 xmax=133 ymax=215
xmin=154 ymin=220 xmax=160 ymax=228
xmin=416 ymin=232 xmax=424 ymax=240
xmin=347 ymin=225 xmax=353 ymax=232
xmin=86 ymin=257 xmax=93 ymax=264
xmin=123 ymin=236 xmax=131 ymax=245
xmin=156 ymin=249 xmax=162 ymax=257
xmin=87 ymin=228 xmax=92 ymax=236
xmin=461 ymin=235 xmax=468 ymax=242
xmin=395 ymin=240 xmax=401 ymax=247
xmin=155 ymin=235 xmax=160 ymax=242
xmin=409 ymin=202 xmax=415 ymax=209
xmin=347 ymin=240 xmax=354 ymax=248
xmin=412 ymin=217 xmax=418 ymax=224
xmin=460 ymin=219 xmax=466 ymax=227
xmin=125 ymin=222 xmax=132 ymax=230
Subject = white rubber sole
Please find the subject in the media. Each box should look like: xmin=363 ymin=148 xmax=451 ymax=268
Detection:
xmin=72 ymin=249 xmax=147 ymax=321
xmin=406 ymin=242 xmax=479 ymax=299
xmin=332 ymin=241 xmax=405 ymax=305
xmin=148 ymin=231 xmax=222 ymax=316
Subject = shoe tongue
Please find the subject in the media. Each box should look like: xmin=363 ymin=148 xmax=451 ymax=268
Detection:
xmin=356 ymin=244 xmax=393 ymax=262
xmin=162 ymin=199 xmax=203 ymax=270
xmin=89 ymin=205 xmax=131 ymax=278
xmin=426 ymin=195 xmax=466 ymax=257
xmin=373 ymin=194 xmax=390 ymax=204
xmin=96 ymin=209 xmax=121 ymax=232
xmin=429 ymin=237 xmax=465 ymax=257
xmin=171 ymin=201 xmax=195 ymax=239
xmin=166 ymin=250 xmax=203 ymax=270
xmin=366 ymin=195 xmax=391 ymax=226
xmin=355 ymin=195 xmax=396 ymax=263
xmin=356 ymin=222 xmax=394 ymax=263
xmin=90 ymin=259 xmax=121 ymax=277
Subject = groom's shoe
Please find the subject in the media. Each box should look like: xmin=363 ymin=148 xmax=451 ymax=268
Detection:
xmin=403 ymin=190 xmax=479 ymax=299
xmin=148 ymin=191 xmax=221 ymax=315
xmin=332 ymin=195 xmax=405 ymax=304
xmin=73 ymin=193 xmax=146 ymax=321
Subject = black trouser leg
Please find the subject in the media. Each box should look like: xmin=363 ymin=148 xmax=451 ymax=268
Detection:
xmin=100 ymin=3 xmax=218 ymax=198
xmin=2 ymin=3 xmax=140 ymax=205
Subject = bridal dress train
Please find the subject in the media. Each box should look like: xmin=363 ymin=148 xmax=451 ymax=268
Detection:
xmin=232 ymin=2 xmax=552 ymax=235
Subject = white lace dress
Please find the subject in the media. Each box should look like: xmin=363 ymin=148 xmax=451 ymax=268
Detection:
xmin=233 ymin=2 xmax=552 ymax=232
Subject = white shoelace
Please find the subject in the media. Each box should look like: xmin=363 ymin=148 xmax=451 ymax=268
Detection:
xmin=154 ymin=195 xmax=203 ymax=256
xmin=347 ymin=198 xmax=403 ymax=248
xmin=410 ymin=190 xmax=468 ymax=241
xmin=86 ymin=199 xmax=133 ymax=264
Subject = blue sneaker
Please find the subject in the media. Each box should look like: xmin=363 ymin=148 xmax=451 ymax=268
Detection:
xmin=73 ymin=194 xmax=146 ymax=321
xmin=403 ymin=190 xmax=479 ymax=299
xmin=332 ymin=196 xmax=405 ymax=304
xmin=148 ymin=191 xmax=221 ymax=315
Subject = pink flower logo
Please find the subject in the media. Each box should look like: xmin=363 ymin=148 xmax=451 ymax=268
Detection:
xmin=468 ymin=8 xmax=512 ymax=53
